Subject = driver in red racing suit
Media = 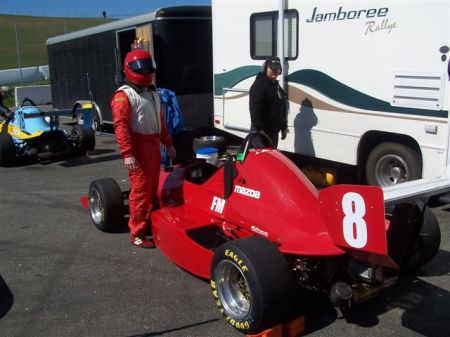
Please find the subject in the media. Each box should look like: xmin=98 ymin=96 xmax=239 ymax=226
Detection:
xmin=111 ymin=49 xmax=176 ymax=249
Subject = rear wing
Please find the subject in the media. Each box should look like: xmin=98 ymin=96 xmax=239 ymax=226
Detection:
xmin=319 ymin=184 xmax=428 ymax=269
xmin=319 ymin=185 xmax=395 ymax=268
xmin=49 ymin=107 xmax=94 ymax=130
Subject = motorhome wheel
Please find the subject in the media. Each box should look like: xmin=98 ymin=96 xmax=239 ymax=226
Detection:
xmin=365 ymin=142 xmax=421 ymax=186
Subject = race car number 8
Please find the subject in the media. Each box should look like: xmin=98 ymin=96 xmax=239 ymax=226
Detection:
xmin=342 ymin=192 xmax=367 ymax=248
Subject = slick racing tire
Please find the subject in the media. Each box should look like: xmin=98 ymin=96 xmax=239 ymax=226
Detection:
xmin=193 ymin=135 xmax=226 ymax=155
xmin=406 ymin=206 xmax=441 ymax=270
xmin=365 ymin=142 xmax=421 ymax=187
xmin=0 ymin=133 xmax=16 ymax=167
xmin=89 ymin=178 xmax=125 ymax=232
xmin=210 ymin=236 xmax=293 ymax=334
xmin=72 ymin=125 xmax=95 ymax=155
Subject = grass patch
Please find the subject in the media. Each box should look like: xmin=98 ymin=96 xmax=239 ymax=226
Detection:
xmin=0 ymin=14 xmax=114 ymax=70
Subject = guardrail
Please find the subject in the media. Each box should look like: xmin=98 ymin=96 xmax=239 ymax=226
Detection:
xmin=0 ymin=65 xmax=49 ymax=85
xmin=14 ymin=85 xmax=52 ymax=106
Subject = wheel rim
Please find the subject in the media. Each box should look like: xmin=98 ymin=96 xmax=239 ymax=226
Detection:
xmin=215 ymin=260 xmax=251 ymax=320
xmin=89 ymin=188 xmax=103 ymax=225
xmin=72 ymin=128 xmax=81 ymax=147
xmin=375 ymin=154 xmax=410 ymax=186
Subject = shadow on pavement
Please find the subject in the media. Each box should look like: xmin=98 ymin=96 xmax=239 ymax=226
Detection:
xmin=3 ymin=149 xmax=120 ymax=169
xmin=126 ymin=318 xmax=220 ymax=337
xmin=59 ymin=152 xmax=122 ymax=168
xmin=300 ymin=250 xmax=450 ymax=336
xmin=0 ymin=274 xmax=14 ymax=319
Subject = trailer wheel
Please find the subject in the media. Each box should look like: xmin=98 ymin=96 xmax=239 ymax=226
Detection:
xmin=210 ymin=236 xmax=293 ymax=334
xmin=0 ymin=133 xmax=16 ymax=167
xmin=365 ymin=142 xmax=421 ymax=186
xmin=89 ymin=178 xmax=125 ymax=232
xmin=193 ymin=135 xmax=226 ymax=155
xmin=406 ymin=206 xmax=441 ymax=270
xmin=72 ymin=125 xmax=95 ymax=154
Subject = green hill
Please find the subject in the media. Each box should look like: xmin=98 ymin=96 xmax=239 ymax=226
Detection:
xmin=0 ymin=14 xmax=114 ymax=70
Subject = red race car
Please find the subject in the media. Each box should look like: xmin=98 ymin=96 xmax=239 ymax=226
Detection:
xmin=88 ymin=133 xmax=440 ymax=334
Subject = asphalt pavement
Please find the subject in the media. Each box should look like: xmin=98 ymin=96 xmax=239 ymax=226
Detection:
xmin=0 ymin=131 xmax=449 ymax=337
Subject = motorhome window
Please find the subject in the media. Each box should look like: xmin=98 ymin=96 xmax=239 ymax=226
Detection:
xmin=250 ymin=10 xmax=298 ymax=60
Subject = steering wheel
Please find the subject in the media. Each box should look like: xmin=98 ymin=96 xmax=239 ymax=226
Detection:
xmin=237 ymin=131 xmax=275 ymax=161
xmin=20 ymin=97 xmax=38 ymax=107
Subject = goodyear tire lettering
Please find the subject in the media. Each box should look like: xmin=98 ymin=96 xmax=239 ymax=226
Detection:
xmin=224 ymin=249 xmax=249 ymax=272
xmin=225 ymin=316 xmax=250 ymax=330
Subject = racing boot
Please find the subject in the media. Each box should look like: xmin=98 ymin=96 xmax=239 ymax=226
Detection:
xmin=130 ymin=235 xmax=155 ymax=249
xmin=143 ymin=219 xmax=153 ymax=239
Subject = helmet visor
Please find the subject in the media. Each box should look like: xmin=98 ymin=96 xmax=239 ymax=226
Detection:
xmin=128 ymin=58 xmax=155 ymax=74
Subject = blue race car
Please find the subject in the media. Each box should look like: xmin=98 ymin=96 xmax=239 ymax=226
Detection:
xmin=0 ymin=97 xmax=95 ymax=166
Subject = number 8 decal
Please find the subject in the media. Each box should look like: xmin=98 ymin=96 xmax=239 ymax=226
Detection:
xmin=342 ymin=192 xmax=367 ymax=248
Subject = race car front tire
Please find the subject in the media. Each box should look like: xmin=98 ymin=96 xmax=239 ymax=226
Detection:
xmin=210 ymin=236 xmax=293 ymax=334
xmin=89 ymin=178 xmax=125 ymax=232
xmin=0 ymin=133 xmax=16 ymax=167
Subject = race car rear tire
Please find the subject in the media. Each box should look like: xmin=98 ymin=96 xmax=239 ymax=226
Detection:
xmin=0 ymin=133 xmax=16 ymax=167
xmin=72 ymin=125 xmax=95 ymax=155
xmin=210 ymin=236 xmax=293 ymax=334
xmin=89 ymin=178 xmax=125 ymax=232
xmin=406 ymin=206 xmax=441 ymax=270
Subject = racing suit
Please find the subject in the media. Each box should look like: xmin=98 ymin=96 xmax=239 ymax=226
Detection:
xmin=111 ymin=84 xmax=172 ymax=238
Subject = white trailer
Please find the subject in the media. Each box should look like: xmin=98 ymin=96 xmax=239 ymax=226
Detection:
xmin=212 ymin=0 xmax=450 ymax=199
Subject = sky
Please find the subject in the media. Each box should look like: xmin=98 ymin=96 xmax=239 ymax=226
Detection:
xmin=0 ymin=0 xmax=211 ymax=18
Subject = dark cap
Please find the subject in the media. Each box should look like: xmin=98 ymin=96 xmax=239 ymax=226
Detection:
xmin=265 ymin=56 xmax=282 ymax=72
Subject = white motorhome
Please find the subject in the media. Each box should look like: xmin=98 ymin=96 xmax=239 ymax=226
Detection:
xmin=212 ymin=0 xmax=450 ymax=198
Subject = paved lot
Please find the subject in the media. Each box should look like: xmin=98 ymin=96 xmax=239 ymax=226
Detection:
xmin=0 ymin=131 xmax=449 ymax=337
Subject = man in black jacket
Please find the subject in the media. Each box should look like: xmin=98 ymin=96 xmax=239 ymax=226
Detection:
xmin=249 ymin=56 xmax=288 ymax=148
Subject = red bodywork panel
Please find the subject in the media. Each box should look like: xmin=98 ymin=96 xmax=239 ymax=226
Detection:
xmin=152 ymin=148 xmax=389 ymax=279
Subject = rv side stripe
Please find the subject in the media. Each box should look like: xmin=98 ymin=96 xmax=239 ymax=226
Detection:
xmin=214 ymin=67 xmax=448 ymax=119
xmin=287 ymin=69 xmax=448 ymax=118
xmin=214 ymin=66 xmax=260 ymax=96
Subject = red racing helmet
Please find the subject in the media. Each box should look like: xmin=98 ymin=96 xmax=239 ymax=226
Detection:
xmin=123 ymin=49 xmax=155 ymax=87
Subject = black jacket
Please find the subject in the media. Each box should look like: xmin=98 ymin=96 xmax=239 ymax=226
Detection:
xmin=249 ymin=73 xmax=287 ymax=134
